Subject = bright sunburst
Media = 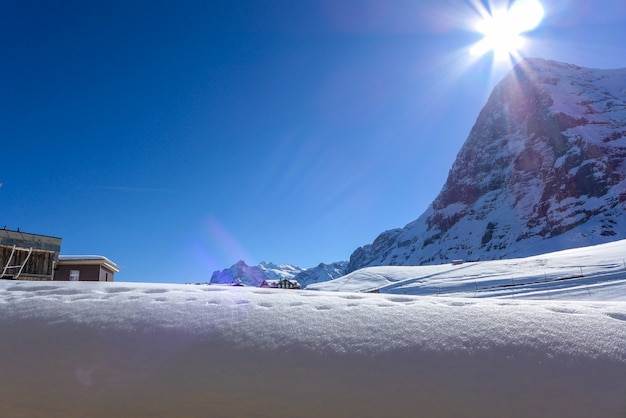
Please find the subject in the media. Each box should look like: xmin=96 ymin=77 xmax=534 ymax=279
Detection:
xmin=470 ymin=0 xmax=545 ymax=60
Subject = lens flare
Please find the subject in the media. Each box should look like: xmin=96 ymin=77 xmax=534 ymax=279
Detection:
xmin=470 ymin=0 xmax=545 ymax=60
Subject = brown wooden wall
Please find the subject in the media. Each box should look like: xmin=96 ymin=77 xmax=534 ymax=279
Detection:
xmin=98 ymin=266 xmax=115 ymax=282
xmin=54 ymin=263 xmax=115 ymax=282
xmin=0 ymin=245 xmax=56 ymax=279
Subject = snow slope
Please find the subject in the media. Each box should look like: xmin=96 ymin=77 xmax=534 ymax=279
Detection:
xmin=309 ymin=238 xmax=626 ymax=299
xmin=1 ymin=279 xmax=625 ymax=417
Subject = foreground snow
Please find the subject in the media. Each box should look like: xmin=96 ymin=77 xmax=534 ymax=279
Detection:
xmin=309 ymin=239 xmax=626 ymax=300
xmin=1 ymin=279 xmax=625 ymax=417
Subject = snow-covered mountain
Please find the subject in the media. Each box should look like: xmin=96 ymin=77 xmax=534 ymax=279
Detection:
xmin=209 ymin=260 xmax=347 ymax=287
xmin=347 ymin=58 xmax=626 ymax=272
xmin=293 ymin=261 xmax=348 ymax=288
xmin=209 ymin=261 xmax=304 ymax=286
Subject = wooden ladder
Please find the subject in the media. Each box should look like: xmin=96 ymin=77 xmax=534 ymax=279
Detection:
xmin=1 ymin=245 xmax=33 ymax=279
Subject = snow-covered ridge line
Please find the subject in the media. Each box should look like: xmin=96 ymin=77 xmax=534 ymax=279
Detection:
xmin=309 ymin=238 xmax=626 ymax=300
xmin=1 ymin=280 xmax=625 ymax=417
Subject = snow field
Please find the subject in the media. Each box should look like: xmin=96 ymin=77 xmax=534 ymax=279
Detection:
xmin=309 ymin=239 xmax=626 ymax=300
xmin=1 ymin=280 xmax=625 ymax=417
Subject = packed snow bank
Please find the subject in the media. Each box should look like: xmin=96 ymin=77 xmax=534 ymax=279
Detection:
xmin=1 ymin=281 xmax=625 ymax=417
xmin=309 ymin=239 xmax=626 ymax=299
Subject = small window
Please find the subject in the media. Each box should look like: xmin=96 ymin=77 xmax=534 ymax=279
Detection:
xmin=69 ymin=270 xmax=80 ymax=281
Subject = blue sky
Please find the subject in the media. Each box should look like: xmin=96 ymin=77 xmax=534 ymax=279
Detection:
xmin=2 ymin=0 xmax=626 ymax=283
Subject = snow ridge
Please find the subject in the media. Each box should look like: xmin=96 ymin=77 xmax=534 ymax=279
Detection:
xmin=1 ymin=279 xmax=625 ymax=417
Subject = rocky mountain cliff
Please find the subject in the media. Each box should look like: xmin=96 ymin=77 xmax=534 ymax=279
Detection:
xmin=347 ymin=58 xmax=626 ymax=272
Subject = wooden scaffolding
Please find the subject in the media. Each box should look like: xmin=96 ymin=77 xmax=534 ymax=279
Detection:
xmin=0 ymin=229 xmax=61 ymax=281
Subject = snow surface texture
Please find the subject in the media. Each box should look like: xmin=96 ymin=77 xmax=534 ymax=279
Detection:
xmin=1 ymin=279 xmax=625 ymax=417
xmin=310 ymin=239 xmax=626 ymax=299
xmin=347 ymin=58 xmax=626 ymax=272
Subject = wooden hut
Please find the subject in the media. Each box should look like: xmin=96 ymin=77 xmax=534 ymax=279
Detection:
xmin=260 ymin=278 xmax=301 ymax=289
xmin=54 ymin=255 xmax=120 ymax=282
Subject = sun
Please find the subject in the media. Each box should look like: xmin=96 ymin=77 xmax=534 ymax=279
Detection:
xmin=470 ymin=0 xmax=545 ymax=60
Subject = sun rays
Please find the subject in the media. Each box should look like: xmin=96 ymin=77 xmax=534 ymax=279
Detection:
xmin=469 ymin=0 xmax=545 ymax=61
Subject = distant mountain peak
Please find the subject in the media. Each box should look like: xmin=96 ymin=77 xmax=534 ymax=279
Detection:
xmin=210 ymin=260 xmax=347 ymax=287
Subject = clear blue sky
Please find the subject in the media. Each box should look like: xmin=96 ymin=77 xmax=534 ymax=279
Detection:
xmin=2 ymin=0 xmax=626 ymax=283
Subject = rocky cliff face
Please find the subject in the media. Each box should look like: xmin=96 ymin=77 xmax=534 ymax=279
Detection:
xmin=347 ymin=58 xmax=626 ymax=272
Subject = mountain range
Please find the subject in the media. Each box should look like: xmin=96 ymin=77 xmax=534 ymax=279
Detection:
xmin=209 ymin=260 xmax=347 ymax=288
xmin=211 ymin=58 xmax=626 ymax=287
